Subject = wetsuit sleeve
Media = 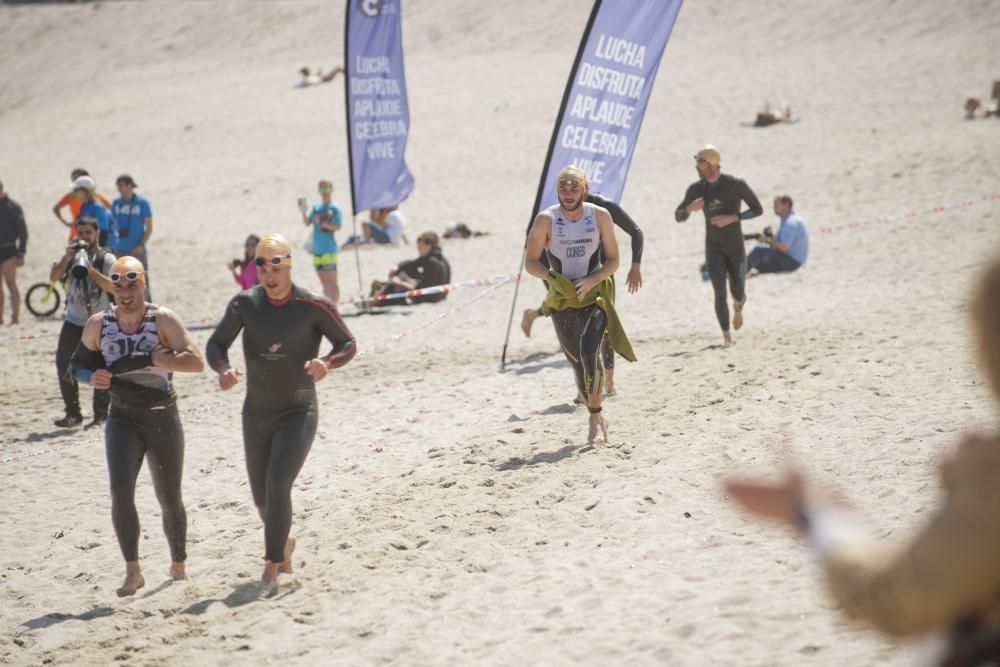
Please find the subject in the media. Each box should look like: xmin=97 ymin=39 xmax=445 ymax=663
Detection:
xmin=736 ymin=178 xmax=764 ymax=220
xmin=70 ymin=343 xmax=105 ymax=384
xmin=592 ymin=194 xmax=643 ymax=264
xmin=205 ymin=295 xmax=244 ymax=373
xmin=312 ymin=299 xmax=356 ymax=369
xmin=15 ymin=203 xmax=27 ymax=257
xmin=395 ymin=257 xmax=421 ymax=278
xmin=675 ymin=183 xmax=701 ymax=222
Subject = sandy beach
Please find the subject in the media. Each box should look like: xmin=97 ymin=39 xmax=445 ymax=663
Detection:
xmin=2 ymin=1 xmax=1000 ymax=665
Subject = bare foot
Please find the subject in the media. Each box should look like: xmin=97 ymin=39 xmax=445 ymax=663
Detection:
xmin=170 ymin=561 xmax=187 ymax=581
xmin=261 ymin=561 xmax=280 ymax=587
xmin=723 ymin=330 xmax=733 ymax=346
xmin=278 ymin=537 xmax=296 ymax=574
xmin=587 ymin=414 xmax=609 ymax=445
xmin=733 ymin=298 xmax=746 ymax=330
xmin=520 ymin=308 xmax=539 ymax=337
xmin=116 ymin=565 xmax=145 ymax=598
xmin=573 ymin=390 xmax=586 ymax=405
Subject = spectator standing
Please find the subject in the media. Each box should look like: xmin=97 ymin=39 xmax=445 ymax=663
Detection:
xmin=0 ymin=180 xmax=28 ymax=325
xmin=52 ymin=168 xmax=112 ymax=240
xmin=110 ymin=174 xmax=153 ymax=299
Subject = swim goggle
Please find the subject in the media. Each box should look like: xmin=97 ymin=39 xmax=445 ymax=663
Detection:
xmin=110 ymin=270 xmax=144 ymax=283
xmin=254 ymin=254 xmax=292 ymax=267
xmin=557 ymin=178 xmax=583 ymax=187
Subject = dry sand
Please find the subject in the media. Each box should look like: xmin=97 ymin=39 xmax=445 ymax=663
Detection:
xmin=2 ymin=1 xmax=1000 ymax=665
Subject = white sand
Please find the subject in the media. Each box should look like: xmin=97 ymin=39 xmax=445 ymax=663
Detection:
xmin=2 ymin=1 xmax=999 ymax=665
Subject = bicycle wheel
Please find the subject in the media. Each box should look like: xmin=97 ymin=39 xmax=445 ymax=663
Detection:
xmin=25 ymin=282 xmax=61 ymax=317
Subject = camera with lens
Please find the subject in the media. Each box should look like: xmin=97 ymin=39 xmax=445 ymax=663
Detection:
xmin=69 ymin=239 xmax=91 ymax=279
xmin=230 ymin=258 xmax=243 ymax=269
xmin=743 ymin=225 xmax=774 ymax=242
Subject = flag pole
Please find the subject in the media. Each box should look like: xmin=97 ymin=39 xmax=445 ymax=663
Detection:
xmin=344 ymin=0 xmax=365 ymax=308
xmin=497 ymin=0 xmax=604 ymax=371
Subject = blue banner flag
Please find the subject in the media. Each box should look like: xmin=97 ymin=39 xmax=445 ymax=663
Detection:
xmin=345 ymin=0 xmax=415 ymax=215
xmin=534 ymin=0 xmax=683 ymax=214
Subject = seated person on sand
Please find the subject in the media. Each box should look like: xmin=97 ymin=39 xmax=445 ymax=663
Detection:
xmin=746 ymin=195 xmax=808 ymax=275
xmin=370 ymin=231 xmax=450 ymax=305
xmin=343 ymin=206 xmax=407 ymax=247
xmin=754 ymin=99 xmax=793 ymax=127
xmin=297 ymin=65 xmax=344 ymax=87
xmin=725 ymin=255 xmax=1000 ymax=665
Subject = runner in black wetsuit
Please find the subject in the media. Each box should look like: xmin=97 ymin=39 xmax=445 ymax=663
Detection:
xmin=675 ymin=145 xmax=763 ymax=345
xmin=525 ymin=166 xmax=621 ymax=445
xmin=70 ymin=256 xmax=205 ymax=597
xmin=522 ymin=192 xmax=642 ymax=397
xmin=205 ymin=234 xmax=356 ymax=589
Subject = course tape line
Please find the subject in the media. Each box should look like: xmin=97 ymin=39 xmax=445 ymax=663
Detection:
xmin=1 ymin=281 xmax=513 ymax=464
xmin=0 ymin=273 xmax=522 ymax=344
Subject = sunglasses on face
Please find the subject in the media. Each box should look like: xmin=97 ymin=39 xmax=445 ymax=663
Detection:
xmin=110 ymin=271 xmax=143 ymax=283
xmin=254 ymin=254 xmax=291 ymax=267
xmin=319 ymin=186 xmax=333 ymax=193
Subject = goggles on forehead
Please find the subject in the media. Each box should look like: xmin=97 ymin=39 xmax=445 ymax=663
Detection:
xmin=110 ymin=270 xmax=144 ymax=284
xmin=558 ymin=177 xmax=583 ymax=187
xmin=254 ymin=254 xmax=292 ymax=267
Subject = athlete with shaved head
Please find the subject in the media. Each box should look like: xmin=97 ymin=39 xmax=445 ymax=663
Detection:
xmin=206 ymin=234 xmax=356 ymax=590
xmin=70 ymin=255 xmax=205 ymax=597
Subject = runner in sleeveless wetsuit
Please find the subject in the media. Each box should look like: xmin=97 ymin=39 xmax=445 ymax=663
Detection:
xmin=205 ymin=234 xmax=356 ymax=589
xmin=675 ymin=144 xmax=763 ymax=345
xmin=70 ymin=256 xmax=205 ymax=597
xmin=522 ymin=191 xmax=643 ymax=397
xmin=525 ymin=166 xmax=620 ymax=445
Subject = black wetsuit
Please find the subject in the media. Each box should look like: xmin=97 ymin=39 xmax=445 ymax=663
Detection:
xmin=70 ymin=304 xmax=187 ymax=563
xmin=389 ymin=248 xmax=451 ymax=304
xmin=0 ymin=194 xmax=27 ymax=265
xmin=528 ymin=193 xmax=643 ymax=371
xmin=205 ymin=284 xmax=355 ymax=563
xmin=675 ymin=174 xmax=762 ymax=331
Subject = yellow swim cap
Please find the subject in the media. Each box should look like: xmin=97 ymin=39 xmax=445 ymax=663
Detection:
xmin=695 ymin=145 xmax=721 ymax=166
xmin=256 ymin=234 xmax=293 ymax=267
xmin=110 ymin=256 xmax=146 ymax=283
xmin=556 ymin=164 xmax=588 ymax=189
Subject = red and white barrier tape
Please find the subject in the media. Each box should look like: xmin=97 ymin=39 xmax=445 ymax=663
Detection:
xmin=343 ymin=272 xmax=519 ymax=307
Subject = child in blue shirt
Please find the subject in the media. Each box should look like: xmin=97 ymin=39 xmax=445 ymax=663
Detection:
xmin=301 ymin=179 xmax=342 ymax=304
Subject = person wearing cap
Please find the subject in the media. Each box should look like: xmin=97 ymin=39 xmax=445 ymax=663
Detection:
xmin=51 ymin=169 xmax=112 ymax=240
xmin=205 ymin=234 xmax=357 ymax=590
xmin=0 ymin=180 xmax=28 ymax=325
xmin=521 ymin=191 xmax=644 ymax=398
xmin=675 ymin=145 xmax=763 ymax=345
xmin=69 ymin=256 xmax=205 ymax=598
xmin=49 ymin=216 xmax=116 ymax=428
xmin=66 ymin=174 xmax=119 ymax=250
xmin=525 ymin=165 xmax=636 ymax=446
xmin=300 ymin=179 xmax=342 ymax=304
xmin=110 ymin=175 xmax=154 ymax=296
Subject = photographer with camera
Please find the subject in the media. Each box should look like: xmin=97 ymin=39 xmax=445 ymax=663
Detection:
xmin=51 ymin=216 xmax=116 ymax=428
xmin=746 ymin=195 xmax=809 ymax=275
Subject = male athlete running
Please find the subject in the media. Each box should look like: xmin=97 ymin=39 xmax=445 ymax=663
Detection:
xmin=206 ymin=234 xmax=356 ymax=589
xmin=525 ymin=166 xmax=629 ymax=445
xmin=71 ymin=256 xmax=204 ymax=597
xmin=521 ymin=191 xmax=643 ymax=397
xmin=675 ymin=145 xmax=763 ymax=345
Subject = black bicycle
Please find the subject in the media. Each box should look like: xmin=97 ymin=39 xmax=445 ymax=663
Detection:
xmin=25 ymin=280 xmax=63 ymax=317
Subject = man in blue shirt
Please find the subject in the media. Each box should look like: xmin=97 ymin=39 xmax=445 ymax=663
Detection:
xmin=301 ymin=179 xmax=342 ymax=304
xmin=747 ymin=195 xmax=808 ymax=274
xmin=110 ymin=174 xmax=153 ymax=296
